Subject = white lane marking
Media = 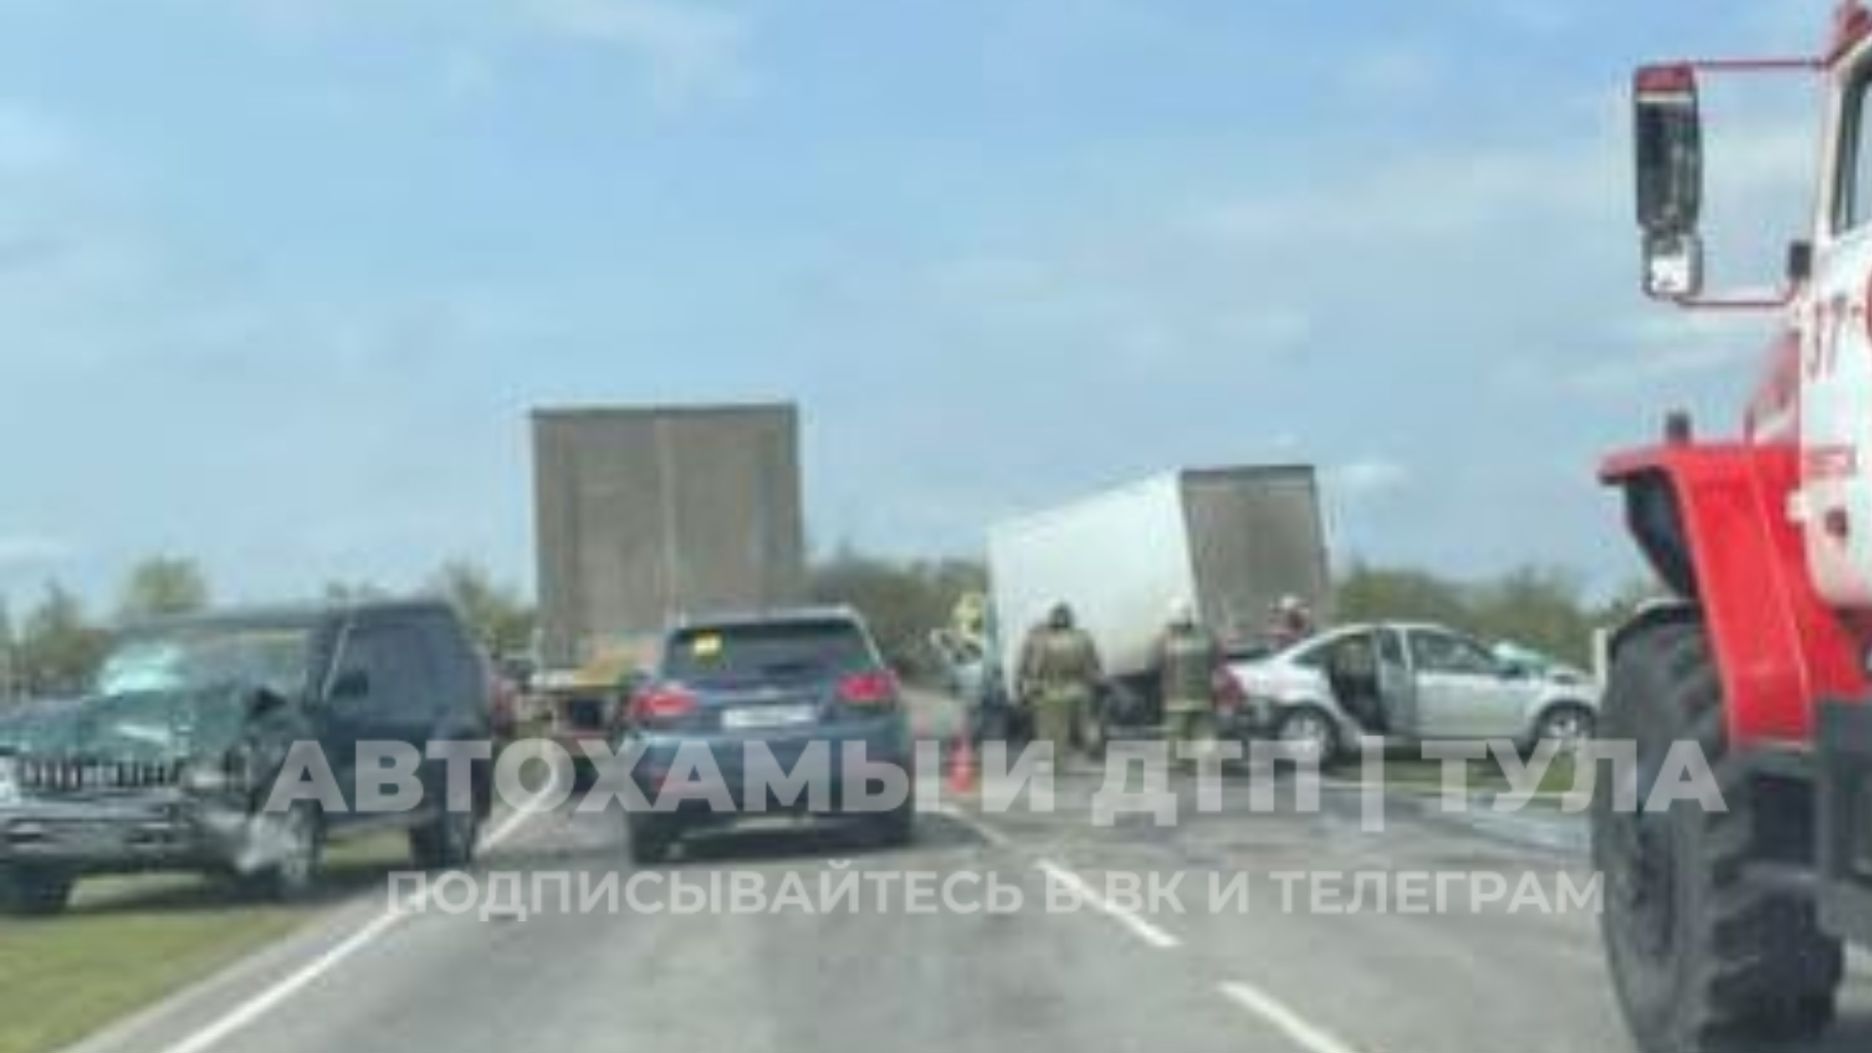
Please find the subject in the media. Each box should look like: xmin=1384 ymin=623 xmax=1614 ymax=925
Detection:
xmin=1035 ymin=858 xmax=1181 ymax=950
xmin=940 ymin=805 xmax=1174 ymax=948
xmin=481 ymin=795 xmax=547 ymax=853
xmin=1218 ymin=981 xmax=1367 ymax=1053
xmin=946 ymin=796 xmax=1359 ymax=1053
xmin=935 ymin=802 xmax=1010 ymax=848
xmin=157 ymin=782 xmax=553 ymax=1053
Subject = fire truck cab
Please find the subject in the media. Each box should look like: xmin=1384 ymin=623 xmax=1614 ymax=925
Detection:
xmin=1597 ymin=5 xmax=1872 ymax=1050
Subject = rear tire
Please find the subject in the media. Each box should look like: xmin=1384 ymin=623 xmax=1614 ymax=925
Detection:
xmin=1275 ymin=706 xmax=1339 ymax=767
xmin=410 ymin=809 xmax=480 ymax=870
xmin=1532 ymin=703 xmax=1595 ymax=752
xmin=626 ymin=815 xmax=674 ymax=865
xmin=1593 ymin=619 xmax=1843 ymax=1051
xmin=0 ymin=864 xmax=74 ymax=917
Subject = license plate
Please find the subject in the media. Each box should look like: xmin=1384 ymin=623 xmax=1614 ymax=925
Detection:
xmin=722 ymin=704 xmax=818 ymax=730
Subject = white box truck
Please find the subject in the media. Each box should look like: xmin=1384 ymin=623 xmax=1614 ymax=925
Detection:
xmin=986 ymin=466 xmax=1330 ymax=741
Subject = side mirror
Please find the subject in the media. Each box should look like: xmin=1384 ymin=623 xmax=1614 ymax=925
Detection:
xmin=1788 ymin=239 xmax=1814 ymax=284
xmin=1643 ymin=230 xmax=1704 ymax=300
xmin=328 ymin=668 xmax=370 ymax=702
xmin=1634 ymin=64 xmax=1704 ymax=298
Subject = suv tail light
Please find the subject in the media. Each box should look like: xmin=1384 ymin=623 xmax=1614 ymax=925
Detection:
xmin=631 ymin=685 xmax=698 ymax=724
xmin=838 ymin=671 xmax=900 ymax=707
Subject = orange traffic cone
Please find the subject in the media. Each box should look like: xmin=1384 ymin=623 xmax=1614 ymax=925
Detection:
xmin=946 ymin=731 xmax=979 ymax=796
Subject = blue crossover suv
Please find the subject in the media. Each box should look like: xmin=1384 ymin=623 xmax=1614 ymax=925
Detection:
xmin=619 ymin=607 xmax=914 ymax=863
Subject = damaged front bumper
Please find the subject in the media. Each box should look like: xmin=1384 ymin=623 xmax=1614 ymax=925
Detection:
xmin=0 ymin=790 xmax=288 ymax=876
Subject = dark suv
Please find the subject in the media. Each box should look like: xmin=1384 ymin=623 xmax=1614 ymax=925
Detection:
xmin=0 ymin=599 xmax=492 ymax=915
xmin=621 ymin=607 xmax=913 ymax=863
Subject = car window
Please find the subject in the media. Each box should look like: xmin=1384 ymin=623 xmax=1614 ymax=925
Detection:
xmin=96 ymin=625 xmax=313 ymax=699
xmin=1838 ymin=61 xmax=1872 ymax=232
xmin=1322 ymin=632 xmax=1376 ymax=670
xmin=1408 ymin=630 xmax=1500 ymax=677
xmin=416 ymin=611 xmax=481 ymax=711
xmin=1289 ymin=637 xmax=1335 ymax=669
xmin=340 ymin=623 xmax=433 ymax=715
xmin=663 ymin=620 xmax=879 ymax=681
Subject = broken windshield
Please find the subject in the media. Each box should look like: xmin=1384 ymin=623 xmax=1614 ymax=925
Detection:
xmin=94 ymin=626 xmax=314 ymax=701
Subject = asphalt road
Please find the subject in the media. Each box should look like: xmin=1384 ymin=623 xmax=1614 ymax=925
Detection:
xmin=59 ymin=696 xmax=1872 ymax=1053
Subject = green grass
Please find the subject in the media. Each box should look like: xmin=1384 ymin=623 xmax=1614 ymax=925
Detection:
xmin=0 ymin=832 xmax=411 ymax=1053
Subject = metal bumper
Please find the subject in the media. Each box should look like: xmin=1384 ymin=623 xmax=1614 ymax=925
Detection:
xmin=0 ymin=792 xmax=255 ymax=874
xmin=628 ymin=717 xmax=911 ymax=821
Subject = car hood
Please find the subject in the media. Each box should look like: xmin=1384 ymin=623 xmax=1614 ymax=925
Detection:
xmin=0 ymin=685 xmax=249 ymax=763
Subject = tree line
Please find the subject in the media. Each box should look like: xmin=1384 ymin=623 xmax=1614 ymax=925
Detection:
xmin=812 ymin=558 xmax=1652 ymax=677
xmin=0 ymin=557 xmax=533 ymax=700
xmin=1334 ymin=562 xmax=1656 ymax=668
xmin=0 ymin=552 xmax=1654 ymax=700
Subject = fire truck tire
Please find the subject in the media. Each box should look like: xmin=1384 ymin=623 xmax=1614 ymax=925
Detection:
xmin=1593 ymin=618 xmax=1843 ymax=1050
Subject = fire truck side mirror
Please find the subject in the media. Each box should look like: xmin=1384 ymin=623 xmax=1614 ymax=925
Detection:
xmin=1789 ymin=239 xmax=1815 ymax=284
xmin=1634 ymin=64 xmax=1704 ymax=298
xmin=1643 ymin=231 xmax=1704 ymax=300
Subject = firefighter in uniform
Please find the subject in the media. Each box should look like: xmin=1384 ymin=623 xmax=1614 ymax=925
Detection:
xmin=1155 ymin=599 xmax=1221 ymax=759
xmin=1017 ymin=602 xmax=1103 ymax=758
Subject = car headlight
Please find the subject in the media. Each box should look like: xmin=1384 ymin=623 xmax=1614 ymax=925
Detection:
xmin=0 ymin=757 xmax=19 ymax=806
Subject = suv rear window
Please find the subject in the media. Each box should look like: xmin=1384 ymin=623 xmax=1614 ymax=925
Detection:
xmin=664 ymin=620 xmax=878 ymax=681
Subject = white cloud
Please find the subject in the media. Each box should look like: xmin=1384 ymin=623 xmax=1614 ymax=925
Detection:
xmin=226 ymin=0 xmax=756 ymax=111
xmin=0 ymin=534 xmax=74 ymax=569
xmin=1328 ymin=458 xmax=1412 ymax=500
xmin=1190 ymin=138 xmax=1613 ymax=247
xmin=1567 ymin=312 xmax=1765 ymax=393
xmin=924 ymin=248 xmax=1313 ymax=373
xmin=525 ymin=0 xmax=753 ymax=107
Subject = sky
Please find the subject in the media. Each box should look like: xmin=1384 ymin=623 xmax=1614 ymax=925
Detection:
xmin=0 ymin=0 xmax=1844 ymax=613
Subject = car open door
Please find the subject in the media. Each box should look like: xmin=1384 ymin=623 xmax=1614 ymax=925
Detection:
xmin=1374 ymin=627 xmax=1418 ymax=737
xmin=1405 ymin=627 xmax=1504 ymax=738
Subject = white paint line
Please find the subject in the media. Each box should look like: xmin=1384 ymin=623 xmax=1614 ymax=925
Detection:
xmin=935 ymin=802 xmax=1011 ymax=848
xmin=942 ymin=806 xmax=1176 ymax=949
xmin=157 ymin=899 xmax=410 ymax=1053
xmin=1217 ymin=980 xmax=1367 ymax=1053
xmin=482 ymin=795 xmax=548 ymax=853
xmin=157 ymin=780 xmax=552 ymax=1053
xmin=1035 ymin=858 xmax=1181 ymax=950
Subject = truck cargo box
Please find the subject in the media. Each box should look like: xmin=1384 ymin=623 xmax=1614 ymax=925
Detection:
xmin=532 ymin=403 xmax=806 ymax=670
xmin=988 ymin=466 xmax=1330 ymax=697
